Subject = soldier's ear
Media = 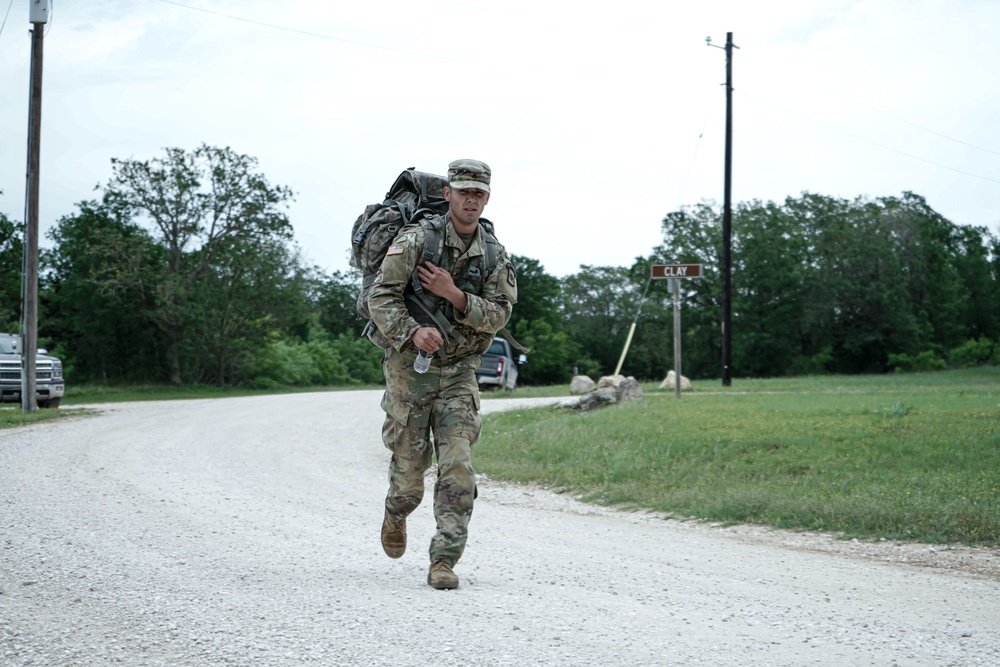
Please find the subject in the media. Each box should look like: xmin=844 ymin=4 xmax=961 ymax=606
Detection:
xmin=444 ymin=186 xmax=452 ymax=202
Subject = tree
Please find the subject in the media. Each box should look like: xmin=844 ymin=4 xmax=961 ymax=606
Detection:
xmin=185 ymin=237 xmax=315 ymax=386
xmin=729 ymin=199 xmax=810 ymax=376
xmin=505 ymin=255 xmax=573 ymax=384
xmin=0 ymin=209 xmax=23 ymax=331
xmin=654 ymin=202 xmax=725 ymax=379
xmin=561 ymin=265 xmax=648 ymax=377
xmin=507 ymin=255 xmax=561 ymax=330
xmin=314 ymin=270 xmax=366 ymax=337
xmin=950 ymin=224 xmax=999 ymax=342
xmin=101 ymin=144 xmax=295 ymax=384
xmin=44 ymin=202 xmax=164 ymax=381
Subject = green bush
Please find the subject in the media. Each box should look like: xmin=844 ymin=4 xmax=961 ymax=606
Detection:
xmin=245 ymin=333 xmax=384 ymax=388
xmin=329 ymin=333 xmax=384 ymax=385
xmin=888 ymin=350 xmax=947 ymax=373
xmin=788 ymin=346 xmax=833 ymax=376
xmin=949 ymin=337 xmax=995 ymax=368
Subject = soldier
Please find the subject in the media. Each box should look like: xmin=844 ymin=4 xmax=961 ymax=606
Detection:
xmin=367 ymin=159 xmax=517 ymax=589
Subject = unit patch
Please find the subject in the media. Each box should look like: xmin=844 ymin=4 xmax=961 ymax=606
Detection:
xmin=506 ymin=262 xmax=516 ymax=287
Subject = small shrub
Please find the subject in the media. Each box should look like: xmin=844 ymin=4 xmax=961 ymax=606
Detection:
xmin=788 ymin=347 xmax=833 ymax=376
xmin=949 ymin=337 xmax=995 ymax=368
xmin=888 ymin=350 xmax=946 ymax=373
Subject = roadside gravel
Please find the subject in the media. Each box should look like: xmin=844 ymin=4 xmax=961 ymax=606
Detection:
xmin=1 ymin=391 xmax=998 ymax=666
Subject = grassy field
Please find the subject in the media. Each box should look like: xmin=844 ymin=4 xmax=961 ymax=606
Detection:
xmin=476 ymin=368 xmax=1000 ymax=546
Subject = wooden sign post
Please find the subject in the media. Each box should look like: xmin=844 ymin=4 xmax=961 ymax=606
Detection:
xmin=651 ymin=264 xmax=703 ymax=398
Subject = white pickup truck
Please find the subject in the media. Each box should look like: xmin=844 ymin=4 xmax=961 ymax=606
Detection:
xmin=0 ymin=333 xmax=65 ymax=408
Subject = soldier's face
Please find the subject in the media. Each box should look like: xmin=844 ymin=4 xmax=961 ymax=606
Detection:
xmin=445 ymin=187 xmax=489 ymax=228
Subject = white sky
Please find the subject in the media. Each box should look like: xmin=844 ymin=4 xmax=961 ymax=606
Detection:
xmin=2 ymin=0 xmax=998 ymax=278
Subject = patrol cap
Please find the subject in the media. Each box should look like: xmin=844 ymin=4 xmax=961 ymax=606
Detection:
xmin=447 ymin=159 xmax=491 ymax=193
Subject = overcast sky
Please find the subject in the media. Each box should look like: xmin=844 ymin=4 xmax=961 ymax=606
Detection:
xmin=2 ymin=0 xmax=998 ymax=278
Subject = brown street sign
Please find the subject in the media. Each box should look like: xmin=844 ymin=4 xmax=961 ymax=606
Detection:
xmin=651 ymin=264 xmax=702 ymax=279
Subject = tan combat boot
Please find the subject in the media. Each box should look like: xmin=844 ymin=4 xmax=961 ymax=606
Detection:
xmin=381 ymin=510 xmax=406 ymax=559
xmin=427 ymin=561 xmax=459 ymax=589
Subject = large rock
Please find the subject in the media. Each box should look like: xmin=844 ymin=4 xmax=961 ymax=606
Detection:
xmin=597 ymin=374 xmax=627 ymax=389
xmin=569 ymin=375 xmax=596 ymax=395
xmin=559 ymin=375 xmax=643 ymax=411
xmin=659 ymin=371 xmax=692 ymax=391
xmin=574 ymin=387 xmax=618 ymax=412
xmin=616 ymin=376 xmax=644 ymax=402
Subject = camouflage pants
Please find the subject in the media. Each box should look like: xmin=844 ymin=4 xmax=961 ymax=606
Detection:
xmin=380 ymin=347 xmax=482 ymax=566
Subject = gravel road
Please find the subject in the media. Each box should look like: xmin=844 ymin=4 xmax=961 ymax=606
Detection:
xmin=2 ymin=391 xmax=998 ymax=666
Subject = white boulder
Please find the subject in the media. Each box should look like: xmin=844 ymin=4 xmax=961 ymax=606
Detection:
xmin=659 ymin=371 xmax=692 ymax=391
xmin=569 ymin=375 xmax=597 ymax=395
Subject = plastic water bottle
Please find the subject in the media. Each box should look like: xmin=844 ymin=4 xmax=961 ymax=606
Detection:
xmin=413 ymin=350 xmax=433 ymax=374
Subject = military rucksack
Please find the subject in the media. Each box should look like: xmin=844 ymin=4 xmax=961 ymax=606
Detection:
xmin=349 ymin=168 xmax=502 ymax=348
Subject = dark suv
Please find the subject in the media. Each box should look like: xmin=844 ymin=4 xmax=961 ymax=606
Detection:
xmin=475 ymin=337 xmax=525 ymax=392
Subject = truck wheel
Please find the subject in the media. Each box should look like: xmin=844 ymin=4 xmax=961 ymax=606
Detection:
xmin=40 ymin=398 xmax=61 ymax=409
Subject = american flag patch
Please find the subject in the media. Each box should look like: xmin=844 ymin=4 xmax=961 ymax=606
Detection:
xmin=386 ymin=243 xmax=404 ymax=256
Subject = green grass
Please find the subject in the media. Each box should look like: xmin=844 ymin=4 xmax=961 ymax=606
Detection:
xmin=476 ymin=367 xmax=1000 ymax=546
xmin=0 ymin=405 xmax=77 ymax=429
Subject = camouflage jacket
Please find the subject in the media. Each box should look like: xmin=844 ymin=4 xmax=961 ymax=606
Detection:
xmin=367 ymin=213 xmax=517 ymax=361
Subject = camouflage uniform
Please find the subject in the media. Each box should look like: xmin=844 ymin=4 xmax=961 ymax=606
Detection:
xmin=368 ymin=212 xmax=517 ymax=567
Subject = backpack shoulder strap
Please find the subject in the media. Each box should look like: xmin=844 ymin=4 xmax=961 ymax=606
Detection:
xmin=482 ymin=230 xmax=498 ymax=279
xmin=409 ymin=213 xmax=445 ymax=296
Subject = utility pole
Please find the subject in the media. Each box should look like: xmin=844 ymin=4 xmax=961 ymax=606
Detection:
xmin=708 ymin=31 xmax=737 ymax=387
xmin=22 ymin=0 xmax=49 ymax=413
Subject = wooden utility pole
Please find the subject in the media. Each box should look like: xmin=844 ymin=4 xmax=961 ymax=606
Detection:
xmin=672 ymin=279 xmax=682 ymax=399
xmin=708 ymin=31 xmax=737 ymax=387
xmin=721 ymin=31 xmax=735 ymax=387
xmin=22 ymin=0 xmax=49 ymax=413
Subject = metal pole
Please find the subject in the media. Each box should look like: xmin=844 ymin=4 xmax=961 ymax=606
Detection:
xmin=613 ymin=279 xmax=652 ymax=376
xmin=721 ymin=31 xmax=735 ymax=387
xmin=673 ymin=279 xmax=681 ymax=399
xmin=22 ymin=17 xmax=45 ymax=413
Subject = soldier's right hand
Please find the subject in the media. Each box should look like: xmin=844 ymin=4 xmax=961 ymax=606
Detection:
xmin=412 ymin=327 xmax=443 ymax=354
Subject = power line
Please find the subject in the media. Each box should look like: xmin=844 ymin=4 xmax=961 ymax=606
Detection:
xmin=818 ymin=84 xmax=1000 ymax=158
xmin=0 ymin=0 xmax=15 ymax=41
xmin=738 ymin=89 xmax=1000 ymax=186
xmin=152 ymin=0 xmax=459 ymax=62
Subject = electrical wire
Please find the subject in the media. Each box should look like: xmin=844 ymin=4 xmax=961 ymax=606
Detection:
xmin=737 ymin=89 xmax=1000 ymax=186
xmin=153 ymin=0 xmax=1000 ymax=174
xmin=152 ymin=0 xmax=459 ymax=62
xmin=818 ymin=84 xmax=1000 ymax=158
xmin=0 ymin=0 xmax=15 ymax=41
xmin=675 ymin=119 xmax=709 ymax=211
xmin=43 ymin=0 xmax=53 ymax=37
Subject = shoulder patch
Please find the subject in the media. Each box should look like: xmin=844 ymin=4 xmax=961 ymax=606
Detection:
xmin=386 ymin=243 xmax=404 ymax=256
xmin=506 ymin=262 xmax=516 ymax=287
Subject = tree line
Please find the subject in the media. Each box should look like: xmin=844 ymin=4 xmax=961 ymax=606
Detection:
xmin=2 ymin=145 xmax=998 ymax=388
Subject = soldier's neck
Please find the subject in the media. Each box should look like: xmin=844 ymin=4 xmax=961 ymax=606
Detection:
xmin=450 ymin=216 xmax=479 ymax=238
